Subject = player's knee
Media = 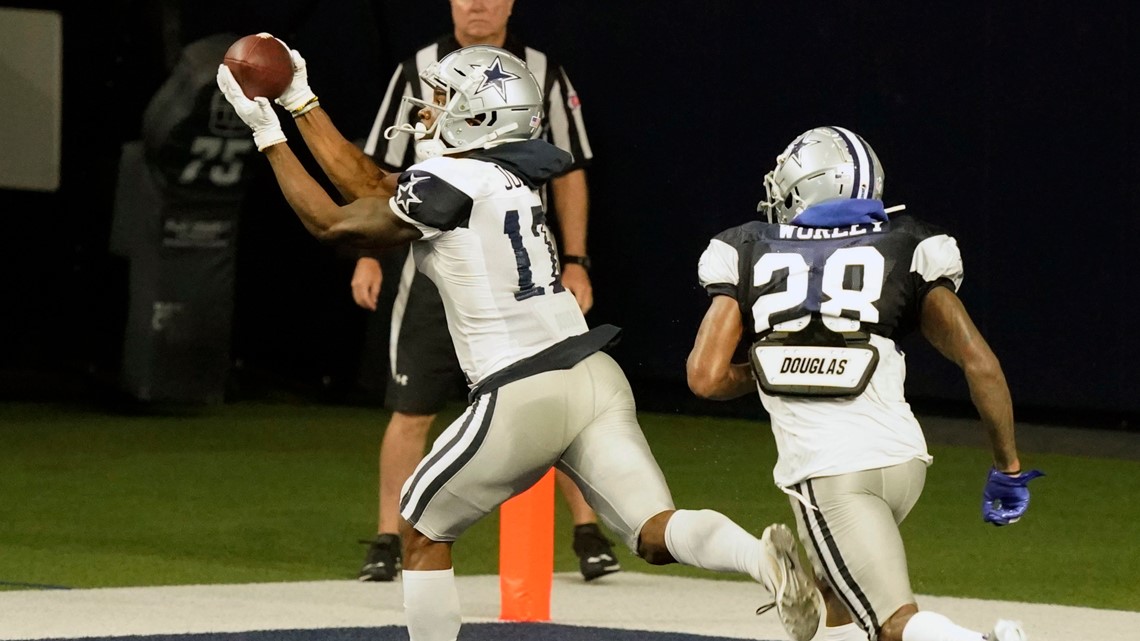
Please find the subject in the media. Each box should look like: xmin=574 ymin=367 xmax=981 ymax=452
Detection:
xmin=399 ymin=520 xmax=450 ymax=570
xmin=818 ymin=578 xmax=838 ymax=604
xmin=819 ymin=579 xmax=855 ymax=626
xmin=398 ymin=520 xmax=419 ymax=549
xmin=878 ymin=603 xmax=919 ymax=641
xmin=637 ymin=539 xmax=674 ymax=565
xmin=636 ymin=511 xmax=676 ymax=565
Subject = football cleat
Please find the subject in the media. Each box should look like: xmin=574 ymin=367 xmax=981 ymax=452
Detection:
xmin=358 ymin=533 xmax=401 ymax=582
xmin=572 ymin=523 xmax=621 ymax=581
xmin=755 ymin=523 xmax=821 ymax=641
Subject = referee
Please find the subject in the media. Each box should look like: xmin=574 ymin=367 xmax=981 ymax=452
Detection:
xmin=352 ymin=0 xmax=615 ymax=584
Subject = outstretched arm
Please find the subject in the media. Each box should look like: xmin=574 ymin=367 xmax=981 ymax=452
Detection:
xmin=293 ymin=105 xmax=396 ymax=201
xmin=262 ymin=142 xmax=419 ymax=249
xmin=920 ymin=286 xmax=1018 ymax=471
xmin=687 ymin=295 xmax=755 ymax=400
xmin=216 ymin=63 xmax=418 ymax=250
xmin=274 ymin=48 xmax=395 ymax=202
xmin=270 ymin=46 xmax=401 ymax=310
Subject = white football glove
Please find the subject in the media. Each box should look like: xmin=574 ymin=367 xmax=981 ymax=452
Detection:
xmin=273 ymin=44 xmax=319 ymax=116
xmin=216 ymin=64 xmax=286 ymax=151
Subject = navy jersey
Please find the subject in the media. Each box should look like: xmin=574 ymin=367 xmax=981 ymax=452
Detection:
xmin=699 ymin=215 xmax=963 ymax=343
xmin=697 ymin=213 xmax=963 ymax=486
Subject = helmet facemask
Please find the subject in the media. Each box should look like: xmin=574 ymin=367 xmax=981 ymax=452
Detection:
xmin=384 ymin=47 xmax=544 ymax=158
xmin=382 ymin=82 xmax=451 ymax=159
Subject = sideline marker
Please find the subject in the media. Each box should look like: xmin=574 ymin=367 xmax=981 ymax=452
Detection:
xmin=499 ymin=468 xmax=555 ymax=621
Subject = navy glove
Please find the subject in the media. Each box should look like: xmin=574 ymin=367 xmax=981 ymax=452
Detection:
xmin=982 ymin=467 xmax=1044 ymax=526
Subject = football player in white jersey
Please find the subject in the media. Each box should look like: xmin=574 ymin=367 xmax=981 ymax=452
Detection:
xmin=217 ymin=43 xmax=822 ymax=641
xmin=688 ymin=126 xmax=1042 ymax=641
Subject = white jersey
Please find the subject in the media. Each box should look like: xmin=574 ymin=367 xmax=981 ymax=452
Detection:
xmin=758 ymin=332 xmax=933 ymax=487
xmin=698 ymin=211 xmax=964 ymax=487
xmin=388 ymin=141 xmax=589 ymax=387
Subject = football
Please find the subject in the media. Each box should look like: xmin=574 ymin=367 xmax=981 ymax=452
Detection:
xmin=222 ymin=33 xmax=293 ymax=100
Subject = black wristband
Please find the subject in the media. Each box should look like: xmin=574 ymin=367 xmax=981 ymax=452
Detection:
xmin=562 ymin=254 xmax=591 ymax=271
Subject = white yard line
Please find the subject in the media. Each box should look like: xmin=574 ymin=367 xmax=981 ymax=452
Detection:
xmin=0 ymin=573 xmax=1134 ymax=641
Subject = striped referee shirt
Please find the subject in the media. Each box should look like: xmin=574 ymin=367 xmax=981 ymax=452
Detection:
xmin=363 ymin=34 xmax=593 ymax=172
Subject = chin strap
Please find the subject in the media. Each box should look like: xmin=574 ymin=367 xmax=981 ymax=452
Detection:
xmin=415 ymin=138 xmax=446 ymax=160
xmin=452 ymin=123 xmax=520 ymax=151
xmin=412 ymin=123 xmax=522 ymax=160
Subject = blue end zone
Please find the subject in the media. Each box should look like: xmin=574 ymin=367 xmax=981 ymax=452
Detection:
xmin=33 ymin=624 xmax=767 ymax=641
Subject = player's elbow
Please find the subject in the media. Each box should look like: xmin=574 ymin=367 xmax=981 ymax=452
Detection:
xmin=312 ymin=225 xmax=337 ymax=242
xmin=686 ymin=361 xmax=722 ymax=400
xmin=308 ymin=224 xmax=339 ymax=245
xmin=314 ymin=220 xmax=360 ymax=246
xmin=962 ymin=350 xmax=1005 ymax=388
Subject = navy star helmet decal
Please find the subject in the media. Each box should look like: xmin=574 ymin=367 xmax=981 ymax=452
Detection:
xmin=787 ymin=134 xmax=820 ymax=167
xmin=395 ymin=172 xmax=431 ymax=211
xmin=475 ymin=56 xmax=521 ymax=101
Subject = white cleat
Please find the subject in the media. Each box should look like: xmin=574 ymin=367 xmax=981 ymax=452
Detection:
xmin=988 ymin=619 xmax=1028 ymax=641
xmin=756 ymin=523 xmax=821 ymax=641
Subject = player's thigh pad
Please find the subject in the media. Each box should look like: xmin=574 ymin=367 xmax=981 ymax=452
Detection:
xmin=788 ymin=459 xmax=927 ymax=635
xmin=399 ymin=365 xmax=591 ymax=541
xmin=556 ymin=352 xmax=676 ymax=554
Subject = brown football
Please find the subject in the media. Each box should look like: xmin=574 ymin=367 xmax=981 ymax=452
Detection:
xmin=223 ymin=33 xmax=293 ymax=100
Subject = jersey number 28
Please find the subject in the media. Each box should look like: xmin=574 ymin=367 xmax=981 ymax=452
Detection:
xmin=752 ymin=246 xmax=885 ymax=332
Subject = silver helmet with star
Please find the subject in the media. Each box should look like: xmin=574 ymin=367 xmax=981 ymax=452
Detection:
xmin=758 ymin=126 xmax=885 ymax=224
xmin=403 ymin=45 xmax=544 ymax=157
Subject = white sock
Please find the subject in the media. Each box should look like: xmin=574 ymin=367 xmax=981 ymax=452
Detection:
xmin=402 ymin=568 xmax=461 ymax=641
xmin=663 ymin=509 xmax=765 ymax=583
xmin=902 ymin=611 xmax=985 ymax=641
xmin=826 ymin=622 xmax=870 ymax=641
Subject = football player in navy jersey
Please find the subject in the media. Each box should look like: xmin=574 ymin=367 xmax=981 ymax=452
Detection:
xmin=216 ymin=44 xmax=822 ymax=641
xmin=688 ymin=126 xmax=1042 ymax=641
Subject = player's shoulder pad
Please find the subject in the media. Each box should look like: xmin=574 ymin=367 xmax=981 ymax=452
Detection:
xmin=892 ymin=214 xmax=965 ymax=291
xmin=699 ymin=222 xmax=767 ymax=290
xmin=712 ymin=220 xmax=770 ymax=246
xmin=391 ymin=164 xmax=473 ymax=232
xmin=472 ymin=140 xmax=572 ymax=188
xmin=888 ymin=213 xmax=954 ymax=243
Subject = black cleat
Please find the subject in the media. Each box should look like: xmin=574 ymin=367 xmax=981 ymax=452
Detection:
xmin=358 ymin=533 xmax=401 ymax=582
xmin=572 ymin=523 xmax=621 ymax=582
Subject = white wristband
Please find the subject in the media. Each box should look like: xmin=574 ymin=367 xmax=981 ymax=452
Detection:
xmin=279 ymin=86 xmax=317 ymax=114
xmin=291 ymin=95 xmax=320 ymax=117
xmin=254 ymin=128 xmax=287 ymax=152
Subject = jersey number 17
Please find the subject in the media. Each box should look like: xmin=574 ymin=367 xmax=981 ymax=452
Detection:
xmin=503 ymin=205 xmax=565 ymax=301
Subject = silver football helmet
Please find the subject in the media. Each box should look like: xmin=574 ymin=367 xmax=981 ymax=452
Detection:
xmin=758 ymin=126 xmax=885 ymax=224
xmin=385 ymin=46 xmax=543 ymax=158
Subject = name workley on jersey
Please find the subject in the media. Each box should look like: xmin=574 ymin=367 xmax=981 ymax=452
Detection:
xmin=778 ymin=221 xmax=885 ymax=240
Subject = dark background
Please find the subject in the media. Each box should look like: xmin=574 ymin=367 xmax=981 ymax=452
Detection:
xmin=1 ymin=1 xmax=1136 ymax=428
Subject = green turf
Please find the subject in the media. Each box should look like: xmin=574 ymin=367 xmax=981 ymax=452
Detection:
xmin=0 ymin=401 xmax=1135 ymax=612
